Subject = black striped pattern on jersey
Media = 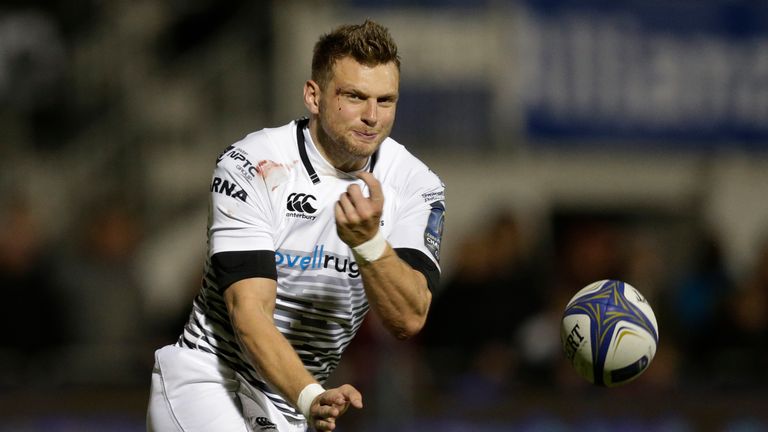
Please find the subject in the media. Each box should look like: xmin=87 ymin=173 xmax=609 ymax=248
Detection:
xmin=177 ymin=256 xmax=369 ymax=422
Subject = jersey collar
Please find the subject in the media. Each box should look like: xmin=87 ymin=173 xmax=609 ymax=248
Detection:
xmin=295 ymin=117 xmax=378 ymax=184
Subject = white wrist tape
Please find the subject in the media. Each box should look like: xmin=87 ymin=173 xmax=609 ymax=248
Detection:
xmin=297 ymin=383 xmax=325 ymax=419
xmin=352 ymin=230 xmax=386 ymax=262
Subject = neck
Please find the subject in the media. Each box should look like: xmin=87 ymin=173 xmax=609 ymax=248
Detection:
xmin=308 ymin=118 xmax=368 ymax=172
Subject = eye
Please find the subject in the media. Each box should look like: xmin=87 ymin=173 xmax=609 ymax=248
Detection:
xmin=344 ymin=92 xmax=364 ymax=102
xmin=377 ymin=97 xmax=396 ymax=107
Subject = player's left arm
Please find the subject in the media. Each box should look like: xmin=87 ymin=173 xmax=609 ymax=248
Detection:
xmin=335 ymin=172 xmax=439 ymax=340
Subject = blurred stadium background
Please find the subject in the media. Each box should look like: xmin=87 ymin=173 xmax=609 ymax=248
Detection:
xmin=2 ymin=0 xmax=768 ymax=430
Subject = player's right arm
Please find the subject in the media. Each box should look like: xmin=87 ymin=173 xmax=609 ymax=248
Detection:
xmin=223 ymin=278 xmax=362 ymax=431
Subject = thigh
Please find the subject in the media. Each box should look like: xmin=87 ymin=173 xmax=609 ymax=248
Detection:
xmin=147 ymin=345 xmax=250 ymax=432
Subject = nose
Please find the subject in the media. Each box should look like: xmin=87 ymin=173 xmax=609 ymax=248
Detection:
xmin=361 ymin=99 xmax=377 ymax=126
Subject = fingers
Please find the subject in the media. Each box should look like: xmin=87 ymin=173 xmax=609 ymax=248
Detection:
xmin=314 ymin=418 xmax=336 ymax=431
xmin=317 ymin=387 xmax=356 ymax=408
xmin=311 ymin=385 xmax=363 ymax=431
xmin=316 ymin=403 xmax=340 ymax=419
xmin=349 ymin=174 xmax=384 ymax=213
xmin=338 ymin=178 xmax=382 ymax=220
xmin=335 ymin=174 xmax=383 ymax=247
xmin=356 ymin=172 xmax=384 ymax=202
xmin=345 ymin=183 xmax=366 ymax=207
xmin=337 ymin=191 xmax=360 ymax=223
xmin=338 ymin=384 xmax=363 ymax=408
xmin=333 ymin=201 xmax=347 ymax=225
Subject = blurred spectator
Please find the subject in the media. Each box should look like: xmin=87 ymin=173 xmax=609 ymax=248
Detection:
xmin=715 ymin=237 xmax=768 ymax=389
xmin=671 ymin=229 xmax=733 ymax=385
xmin=421 ymin=210 xmax=546 ymax=405
xmin=51 ymin=198 xmax=149 ymax=386
xmin=550 ymin=213 xmax=626 ymax=294
xmin=0 ymin=195 xmax=60 ymax=387
xmin=0 ymin=8 xmax=69 ymax=151
xmin=0 ymin=9 xmax=65 ymax=112
xmin=514 ymin=286 xmax=573 ymax=389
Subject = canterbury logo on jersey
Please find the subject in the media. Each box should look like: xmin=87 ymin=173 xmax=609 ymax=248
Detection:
xmin=286 ymin=192 xmax=318 ymax=220
xmin=249 ymin=417 xmax=276 ymax=431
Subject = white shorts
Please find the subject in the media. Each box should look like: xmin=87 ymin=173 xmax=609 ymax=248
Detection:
xmin=147 ymin=345 xmax=307 ymax=432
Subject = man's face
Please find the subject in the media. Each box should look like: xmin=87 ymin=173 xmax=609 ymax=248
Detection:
xmin=314 ymin=57 xmax=399 ymax=165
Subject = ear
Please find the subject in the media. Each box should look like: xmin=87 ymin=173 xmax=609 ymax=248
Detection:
xmin=303 ymin=80 xmax=321 ymax=115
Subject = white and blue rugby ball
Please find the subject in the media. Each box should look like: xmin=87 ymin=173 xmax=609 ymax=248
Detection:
xmin=561 ymin=280 xmax=659 ymax=387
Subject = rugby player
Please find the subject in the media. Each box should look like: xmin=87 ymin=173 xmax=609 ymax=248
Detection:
xmin=147 ymin=19 xmax=445 ymax=431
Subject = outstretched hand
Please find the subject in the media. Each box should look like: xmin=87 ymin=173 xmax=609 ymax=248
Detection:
xmin=335 ymin=172 xmax=384 ymax=247
xmin=309 ymin=384 xmax=363 ymax=431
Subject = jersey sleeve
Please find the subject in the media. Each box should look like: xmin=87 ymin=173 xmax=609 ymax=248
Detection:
xmin=387 ymin=168 xmax=446 ymax=272
xmin=208 ymin=144 xmax=276 ymax=257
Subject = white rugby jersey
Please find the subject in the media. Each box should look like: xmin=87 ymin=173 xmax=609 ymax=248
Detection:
xmin=177 ymin=118 xmax=445 ymax=421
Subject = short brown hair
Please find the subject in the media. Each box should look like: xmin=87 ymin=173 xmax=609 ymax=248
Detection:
xmin=311 ymin=19 xmax=401 ymax=88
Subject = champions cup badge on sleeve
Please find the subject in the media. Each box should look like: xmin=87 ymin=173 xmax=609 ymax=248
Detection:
xmin=424 ymin=201 xmax=445 ymax=261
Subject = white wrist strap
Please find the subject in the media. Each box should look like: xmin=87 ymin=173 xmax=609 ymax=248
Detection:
xmin=297 ymin=383 xmax=325 ymax=419
xmin=352 ymin=230 xmax=386 ymax=262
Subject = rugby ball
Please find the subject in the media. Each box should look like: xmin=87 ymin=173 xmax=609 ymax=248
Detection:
xmin=561 ymin=279 xmax=658 ymax=387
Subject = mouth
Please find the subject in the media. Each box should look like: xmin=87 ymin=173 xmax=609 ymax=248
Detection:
xmin=353 ymin=130 xmax=378 ymax=140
